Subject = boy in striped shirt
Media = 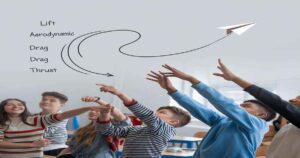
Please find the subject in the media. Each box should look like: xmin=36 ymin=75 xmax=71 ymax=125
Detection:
xmin=38 ymin=92 xmax=69 ymax=156
xmin=94 ymin=84 xmax=191 ymax=158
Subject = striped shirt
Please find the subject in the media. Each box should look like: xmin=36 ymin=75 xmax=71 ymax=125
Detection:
xmin=0 ymin=114 xmax=61 ymax=158
xmin=36 ymin=112 xmax=68 ymax=151
xmin=96 ymin=100 xmax=176 ymax=158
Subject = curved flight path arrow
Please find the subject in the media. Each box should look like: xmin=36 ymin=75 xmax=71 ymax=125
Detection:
xmin=61 ymin=22 xmax=255 ymax=75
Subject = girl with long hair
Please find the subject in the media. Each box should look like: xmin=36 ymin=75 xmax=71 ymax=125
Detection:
xmin=0 ymin=98 xmax=101 ymax=158
xmin=57 ymin=96 xmax=131 ymax=158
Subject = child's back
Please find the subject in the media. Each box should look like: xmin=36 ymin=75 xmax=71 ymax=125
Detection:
xmin=97 ymin=101 xmax=176 ymax=158
xmin=95 ymin=84 xmax=191 ymax=158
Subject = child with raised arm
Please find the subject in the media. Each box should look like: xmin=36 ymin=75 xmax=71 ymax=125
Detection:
xmin=95 ymin=84 xmax=191 ymax=158
xmin=0 ymin=98 xmax=101 ymax=158
xmin=147 ymin=64 xmax=276 ymax=158
xmin=213 ymin=59 xmax=300 ymax=158
xmin=57 ymin=96 xmax=131 ymax=158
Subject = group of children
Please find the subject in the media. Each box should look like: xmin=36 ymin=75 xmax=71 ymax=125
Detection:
xmin=0 ymin=59 xmax=299 ymax=158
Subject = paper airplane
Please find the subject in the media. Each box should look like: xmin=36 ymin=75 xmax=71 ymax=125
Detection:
xmin=218 ymin=22 xmax=256 ymax=35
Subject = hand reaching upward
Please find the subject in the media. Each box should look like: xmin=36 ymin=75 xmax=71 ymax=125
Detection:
xmin=147 ymin=71 xmax=177 ymax=93
xmin=96 ymin=84 xmax=121 ymax=96
xmin=96 ymin=84 xmax=134 ymax=105
xmin=213 ymin=59 xmax=238 ymax=81
xmin=161 ymin=64 xmax=200 ymax=85
xmin=213 ymin=58 xmax=252 ymax=89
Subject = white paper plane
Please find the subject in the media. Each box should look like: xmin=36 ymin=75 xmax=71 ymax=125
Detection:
xmin=218 ymin=22 xmax=256 ymax=35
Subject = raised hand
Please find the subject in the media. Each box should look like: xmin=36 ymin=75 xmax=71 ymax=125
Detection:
xmin=161 ymin=64 xmax=192 ymax=81
xmin=213 ymin=59 xmax=238 ymax=81
xmin=96 ymin=84 xmax=120 ymax=96
xmin=97 ymin=84 xmax=133 ymax=104
xmin=289 ymin=96 xmax=300 ymax=107
xmin=147 ymin=71 xmax=177 ymax=93
xmin=32 ymin=139 xmax=51 ymax=147
xmin=81 ymin=96 xmax=99 ymax=102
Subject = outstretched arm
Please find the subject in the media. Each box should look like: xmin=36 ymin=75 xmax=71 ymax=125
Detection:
xmin=214 ymin=59 xmax=300 ymax=128
xmin=159 ymin=64 xmax=264 ymax=131
xmin=96 ymin=84 xmax=174 ymax=135
xmin=81 ymin=96 xmax=127 ymax=122
xmin=147 ymin=70 xmax=224 ymax=127
xmin=40 ymin=105 xmax=101 ymax=127
xmin=55 ymin=106 xmax=100 ymax=121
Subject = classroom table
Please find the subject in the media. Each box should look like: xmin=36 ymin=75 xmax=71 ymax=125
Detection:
xmin=169 ymin=136 xmax=202 ymax=148
xmin=116 ymin=145 xmax=195 ymax=158
xmin=161 ymin=150 xmax=194 ymax=158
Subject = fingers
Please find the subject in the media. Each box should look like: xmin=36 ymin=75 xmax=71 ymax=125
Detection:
xmin=40 ymin=139 xmax=51 ymax=147
xmin=289 ymin=99 xmax=296 ymax=103
xmin=96 ymin=83 xmax=110 ymax=92
xmin=213 ymin=73 xmax=224 ymax=78
xmin=81 ymin=96 xmax=96 ymax=102
xmin=147 ymin=71 xmax=164 ymax=80
xmin=218 ymin=58 xmax=222 ymax=66
xmin=217 ymin=58 xmax=227 ymax=70
xmin=44 ymin=139 xmax=51 ymax=145
xmin=150 ymin=71 xmax=163 ymax=77
xmin=147 ymin=72 xmax=159 ymax=79
xmin=162 ymin=64 xmax=174 ymax=71
xmin=218 ymin=58 xmax=225 ymax=67
xmin=96 ymin=83 xmax=108 ymax=87
xmin=146 ymin=77 xmax=158 ymax=82
xmin=159 ymin=72 xmax=173 ymax=75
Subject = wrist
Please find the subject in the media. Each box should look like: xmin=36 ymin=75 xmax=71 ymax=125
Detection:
xmin=94 ymin=97 xmax=100 ymax=102
xmin=99 ymin=114 xmax=110 ymax=121
xmin=231 ymin=76 xmax=240 ymax=82
xmin=97 ymin=117 xmax=111 ymax=123
xmin=166 ymin=86 xmax=177 ymax=93
xmin=188 ymin=76 xmax=200 ymax=85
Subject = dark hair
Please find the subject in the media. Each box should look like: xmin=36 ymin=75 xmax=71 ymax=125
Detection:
xmin=42 ymin=91 xmax=68 ymax=103
xmin=244 ymin=99 xmax=276 ymax=121
xmin=0 ymin=98 xmax=32 ymax=128
xmin=158 ymin=106 xmax=191 ymax=127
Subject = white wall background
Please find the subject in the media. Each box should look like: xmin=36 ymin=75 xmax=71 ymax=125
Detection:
xmin=0 ymin=0 xmax=299 ymax=136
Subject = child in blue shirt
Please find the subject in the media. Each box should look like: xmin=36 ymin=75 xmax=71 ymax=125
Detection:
xmin=147 ymin=64 xmax=276 ymax=158
xmin=212 ymin=58 xmax=300 ymax=158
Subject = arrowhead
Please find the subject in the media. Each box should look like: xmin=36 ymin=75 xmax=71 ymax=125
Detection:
xmin=218 ymin=22 xmax=256 ymax=35
xmin=106 ymin=73 xmax=114 ymax=77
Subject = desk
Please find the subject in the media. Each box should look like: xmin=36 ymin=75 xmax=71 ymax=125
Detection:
xmin=116 ymin=145 xmax=195 ymax=158
xmin=169 ymin=136 xmax=202 ymax=148
xmin=162 ymin=150 xmax=194 ymax=158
